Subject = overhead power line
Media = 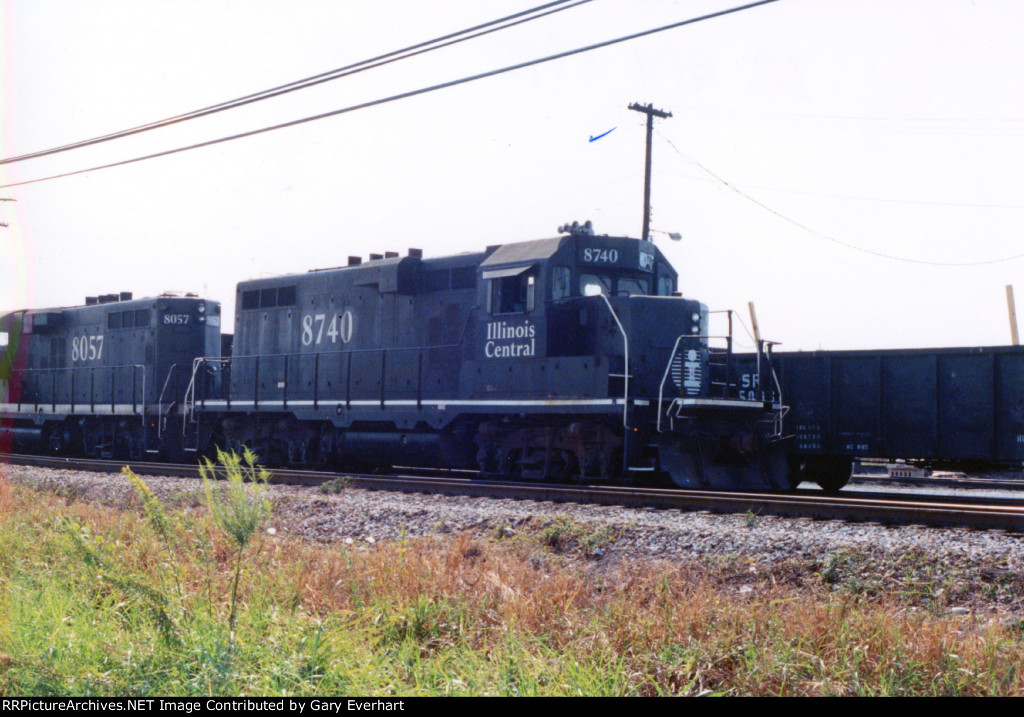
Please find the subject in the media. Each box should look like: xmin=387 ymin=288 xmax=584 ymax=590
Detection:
xmin=0 ymin=0 xmax=591 ymax=166
xmin=0 ymin=0 xmax=781 ymax=190
xmin=667 ymin=166 xmax=1024 ymax=210
xmin=660 ymin=135 xmax=1024 ymax=267
xmin=728 ymin=181 xmax=1024 ymax=211
xmin=674 ymin=104 xmax=1024 ymax=124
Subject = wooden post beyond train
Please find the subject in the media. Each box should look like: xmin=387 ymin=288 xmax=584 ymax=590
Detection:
xmin=0 ymin=225 xmax=793 ymax=490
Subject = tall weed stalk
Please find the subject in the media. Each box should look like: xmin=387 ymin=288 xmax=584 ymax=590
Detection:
xmin=200 ymin=448 xmax=272 ymax=633
xmin=59 ymin=516 xmax=181 ymax=647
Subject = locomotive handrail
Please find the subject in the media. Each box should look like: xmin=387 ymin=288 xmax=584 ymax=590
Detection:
xmin=709 ymin=309 xmax=735 ymax=388
xmin=183 ymin=357 xmax=230 ymax=427
xmin=221 ymin=342 xmax=463 ymax=361
xmin=157 ymin=364 xmax=195 ymax=439
xmin=588 ymin=291 xmax=631 ymax=429
xmin=7 ymin=363 xmax=146 ymax=418
xmin=183 ymin=340 xmax=466 ymax=420
xmin=655 ymin=333 xmax=743 ymax=432
xmin=157 ymin=364 xmax=180 ymax=421
xmin=656 ymin=331 xmax=783 ymax=433
xmin=765 ymin=342 xmax=787 ymax=438
xmin=657 ymin=334 xmax=692 ymax=433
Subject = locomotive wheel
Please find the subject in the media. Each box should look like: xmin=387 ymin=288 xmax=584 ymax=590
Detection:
xmin=551 ymin=450 xmax=576 ymax=483
xmin=47 ymin=423 xmax=77 ymax=456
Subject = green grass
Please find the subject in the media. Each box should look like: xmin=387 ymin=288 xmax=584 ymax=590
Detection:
xmin=1 ymin=472 xmax=1024 ymax=696
xmin=537 ymin=514 xmax=616 ymax=556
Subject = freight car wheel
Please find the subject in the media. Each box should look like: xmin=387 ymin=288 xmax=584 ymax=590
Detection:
xmin=785 ymin=456 xmax=808 ymax=489
xmin=816 ymin=475 xmax=848 ymax=492
xmin=787 ymin=456 xmax=852 ymax=492
xmin=811 ymin=457 xmax=852 ymax=492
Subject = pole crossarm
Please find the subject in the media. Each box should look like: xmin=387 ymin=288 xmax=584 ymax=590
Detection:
xmin=628 ymin=102 xmax=672 ymax=119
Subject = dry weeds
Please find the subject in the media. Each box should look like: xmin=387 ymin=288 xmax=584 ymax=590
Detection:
xmin=2 ymin=472 xmax=1024 ymax=695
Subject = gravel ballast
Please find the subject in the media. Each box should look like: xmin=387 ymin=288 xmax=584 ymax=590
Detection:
xmin=4 ymin=463 xmax=1024 ymax=571
xmin=10 ymin=463 xmax=1024 ymax=617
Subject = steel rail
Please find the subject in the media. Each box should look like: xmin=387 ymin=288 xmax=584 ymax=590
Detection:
xmin=2 ymin=453 xmax=1023 ymax=532
xmin=851 ymin=472 xmax=1024 ymax=492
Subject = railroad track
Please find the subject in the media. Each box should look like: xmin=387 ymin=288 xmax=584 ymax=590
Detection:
xmin=3 ymin=453 xmax=1023 ymax=532
xmin=851 ymin=471 xmax=1024 ymax=492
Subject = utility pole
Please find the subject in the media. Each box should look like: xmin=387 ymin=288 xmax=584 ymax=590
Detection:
xmin=1008 ymin=285 xmax=1020 ymax=346
xmin=628 ymin=102 xmax=672 ymax=242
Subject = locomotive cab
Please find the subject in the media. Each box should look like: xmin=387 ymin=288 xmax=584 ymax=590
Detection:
xmin=468 ymin=228 xmax=789 ymax=488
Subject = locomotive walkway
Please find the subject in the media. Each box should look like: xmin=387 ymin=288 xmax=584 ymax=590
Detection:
xmin=3 ymin=453 xmax=1024 ymax=533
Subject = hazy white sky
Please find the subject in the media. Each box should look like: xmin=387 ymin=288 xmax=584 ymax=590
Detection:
xmin=2 ymin=0 xmax=1023 ymax=350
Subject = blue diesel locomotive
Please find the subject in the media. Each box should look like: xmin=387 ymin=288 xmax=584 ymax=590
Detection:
xmin=0 ymin=292 xmax=222 ymax=459
xmin=183 ymin=223 xmax=791 ymax=489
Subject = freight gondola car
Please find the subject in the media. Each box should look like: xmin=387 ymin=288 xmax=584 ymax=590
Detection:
xmin=733 ymin=347 xmax=1024 ymax=489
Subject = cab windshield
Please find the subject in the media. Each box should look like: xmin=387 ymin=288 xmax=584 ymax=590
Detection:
xmin=579 ymin=273 xmax=650 ymax=297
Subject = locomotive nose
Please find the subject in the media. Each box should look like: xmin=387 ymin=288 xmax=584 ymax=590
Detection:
xmin=620 ymin=295 xmax=708 ymax=399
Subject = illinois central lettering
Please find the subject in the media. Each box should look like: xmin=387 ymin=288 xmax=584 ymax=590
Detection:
xmin=485 ymin=321 xmax=536 ymax=358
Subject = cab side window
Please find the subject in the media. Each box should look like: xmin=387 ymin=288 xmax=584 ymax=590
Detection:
xmin=491 ymin=272 xmax=535 ymax=314
xmin=552 ymin=266 xmax=570 ymax=300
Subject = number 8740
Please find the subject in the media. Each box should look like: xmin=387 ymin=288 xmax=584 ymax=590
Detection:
xmin=301 ymin=311 xmax=354 ymax=346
